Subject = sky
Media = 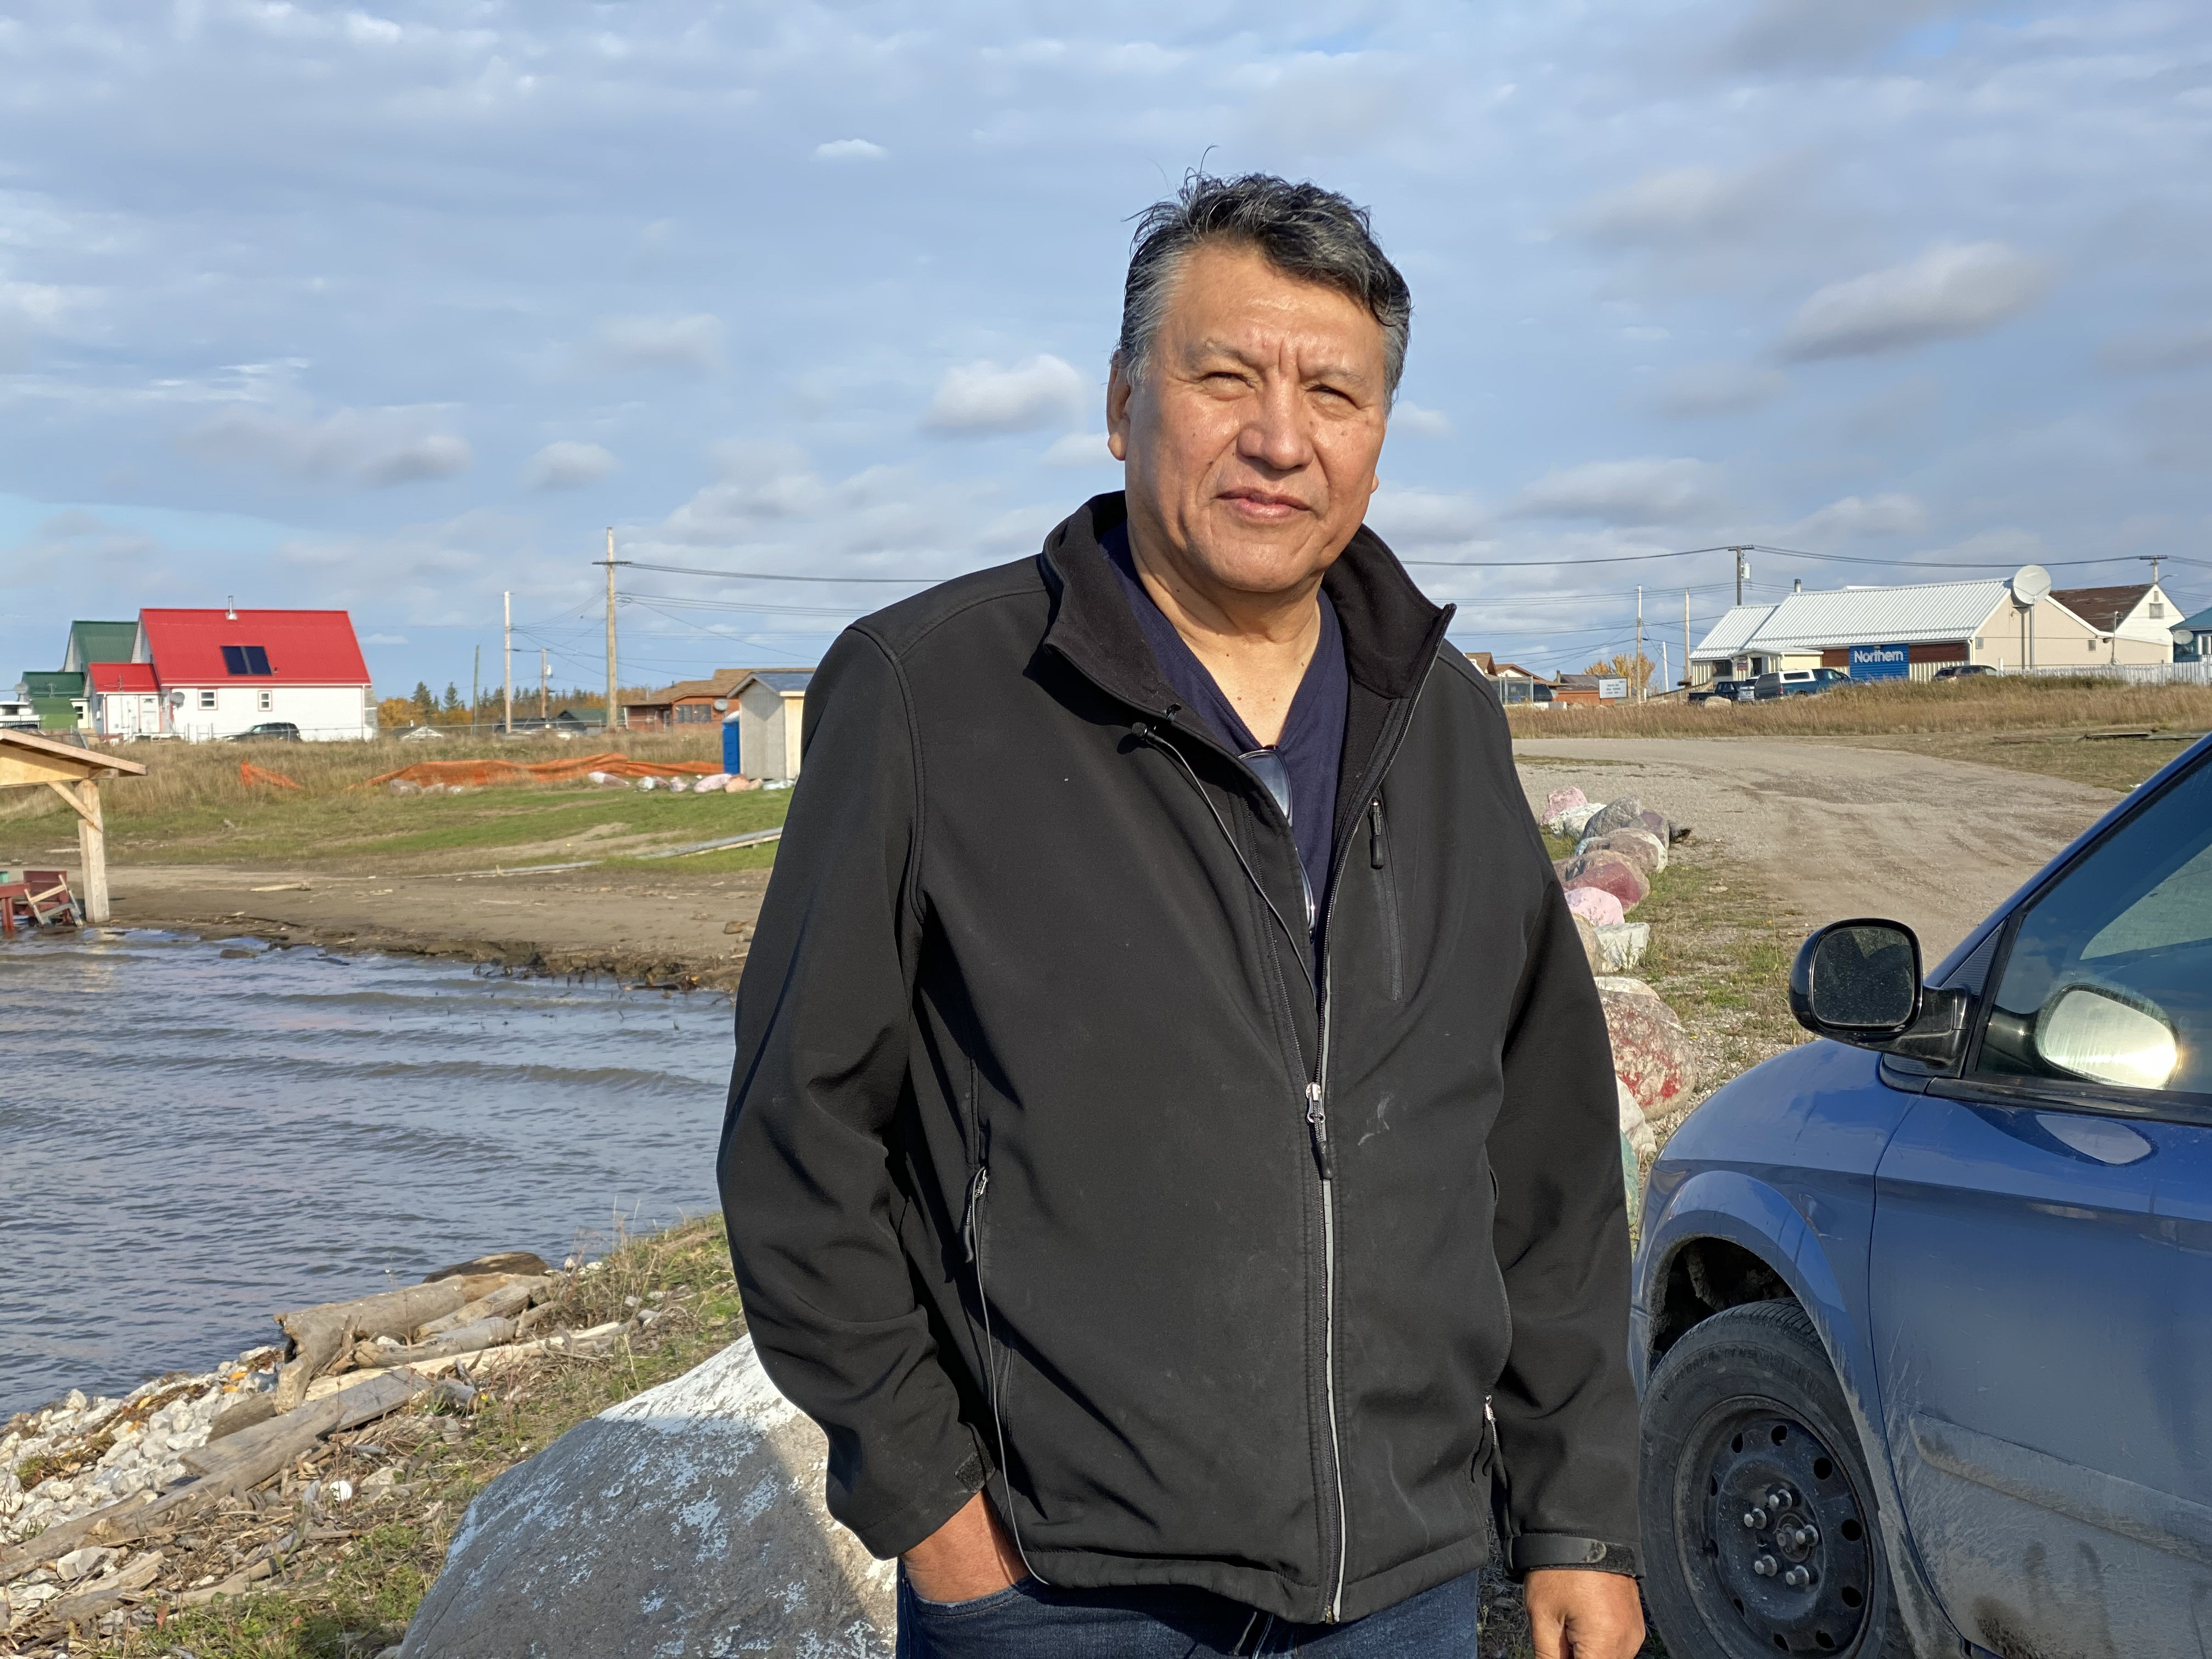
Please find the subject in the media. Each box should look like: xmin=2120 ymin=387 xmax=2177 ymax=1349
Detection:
xmin=3 ymin=0 xmax=2210 ymax=699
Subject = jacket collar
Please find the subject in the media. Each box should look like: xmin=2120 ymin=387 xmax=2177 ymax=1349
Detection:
xmin=1039 ymin=492 xmax=1452 ymax=713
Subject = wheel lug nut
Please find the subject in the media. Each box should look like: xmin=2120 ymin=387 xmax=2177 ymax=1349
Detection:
xmin=1783 ymin=1565 xmax=1812 ymax=1589
xmin=1753 ymin=1554 xmax=1778 ymax=1577
xmin=1742 ymin=1507 xmax=1767 ymax=1529
xmin=1768 ymin=1486 xmax=1795 ymax=1511
xmin=1794 ymin=1524 xmax=1819 ymax=1550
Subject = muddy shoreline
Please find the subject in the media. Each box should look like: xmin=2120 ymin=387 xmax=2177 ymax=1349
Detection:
xmin=95 ymin=863 xmax=771 ymax=989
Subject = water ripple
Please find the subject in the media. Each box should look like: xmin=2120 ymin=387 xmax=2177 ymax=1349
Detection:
xmin=1 ymin=933 xmax=733 ymax=1413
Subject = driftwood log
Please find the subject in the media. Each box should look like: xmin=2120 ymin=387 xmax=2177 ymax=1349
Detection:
xmin=421 ymin=1251 xmax=548 ymax=1283
xmin=0 ymin=1372 xmax=429 ymax=1587
xmin=351 ymin=1317 xmax=516 ymax=1373
xmin=36 ymin=1548 xmax=163 ymax=1631
xmin=270 ymin=1273 xmax=516 ymax=1409
xmin=415 ymin=1277 xmax=550 ymax=1340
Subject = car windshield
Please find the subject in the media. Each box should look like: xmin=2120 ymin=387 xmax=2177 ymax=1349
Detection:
xmin=1976 ymin=755 xmax=2212 ymax=1096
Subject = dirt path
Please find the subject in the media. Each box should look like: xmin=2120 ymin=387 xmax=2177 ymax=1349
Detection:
xmin=103 ymin=864 xmax=772 ymax=987
xmin=1514 ymin=736 xmax=2121 ymax=961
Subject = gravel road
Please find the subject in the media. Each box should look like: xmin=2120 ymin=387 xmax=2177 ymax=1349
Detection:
xmin=1515 ymin=736 xmax=2121 ymax=961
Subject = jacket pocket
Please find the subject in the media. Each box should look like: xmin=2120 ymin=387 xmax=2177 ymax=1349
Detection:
xmin=963 ymin=1165 xmax=1031 ymax=1560
xmin=1368 ymin=799 xmax=1403 ymax=1003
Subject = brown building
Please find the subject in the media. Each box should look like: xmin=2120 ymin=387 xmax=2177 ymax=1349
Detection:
xmin=620 ymin=667 xmax=809 ymax=731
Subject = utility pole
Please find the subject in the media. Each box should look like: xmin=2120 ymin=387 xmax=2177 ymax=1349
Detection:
xmin=471 ymin=645 xmax=481 ymax=735
xmin=502 ymin=591 xmax=513 ymax=735
xmin=1731 ymin=546 xmax=1751 ymax=608
xmin=539 ymin=648 xmax=549 ymax=720
xmin=1683 ymin=590 xmax=1692 ymax=691
xmin=596 ymin=527 xmax=630 ymax=737
xmin=1634 ymin=585 xmax=1645 ymax=702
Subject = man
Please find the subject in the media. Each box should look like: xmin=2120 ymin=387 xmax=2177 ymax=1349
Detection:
xmin=720 ymin=173 xmax=1644 ymax=1657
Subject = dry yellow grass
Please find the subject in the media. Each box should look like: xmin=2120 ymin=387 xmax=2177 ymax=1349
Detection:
xmin=0 ymin=731 xmax=723 ymax=825
xmin=1505 ymin=673 xmax=2212 ymax=741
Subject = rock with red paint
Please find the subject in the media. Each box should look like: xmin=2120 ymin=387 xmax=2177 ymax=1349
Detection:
xmin=1563 ymin=849 xmax=1650 ymax=913
xmin=1598 ymin=977 xmax=1696 ymax=1118
xmin=1565 ymin=884 xmax=1626 ymax=929
xmin=1578 ymin=827 xmax=1667 ymax=876
xmin=1541 ymin=786 xmax=1588 ymax=831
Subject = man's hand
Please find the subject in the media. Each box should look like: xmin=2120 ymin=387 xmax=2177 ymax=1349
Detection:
xmin=1526 ymin=1569 xmax=1645 ymax=1659
xmin=901 ymin=1491 xmax=1028 ymax=1604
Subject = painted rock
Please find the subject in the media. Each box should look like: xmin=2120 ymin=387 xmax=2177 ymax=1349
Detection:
xmin=1581 ymin=796 xmax=1647 ymax=840
xmin=1600 ymin=980 xmax=1697 ymax=1118
xmin=1541 ymin=786 xmax=1588 ymax=830
xmin=1593 ymin=921 xmax=1651 ymax=973
xmin=1562 ymin=850 xmax=1650 ymax=912
xmin=1577 ymin=828 xmax=1667 ymax=876
xmin=1565 ymin=885 xmax=1626 ymax=929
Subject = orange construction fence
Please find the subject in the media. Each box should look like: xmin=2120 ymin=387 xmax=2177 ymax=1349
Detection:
xmin=240 ymin=761 xmax=304 ymax=789
xmin=357 ymin=752 xmax=727 ymax=791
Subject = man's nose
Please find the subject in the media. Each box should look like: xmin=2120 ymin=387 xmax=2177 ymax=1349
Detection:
xmin=1237 ymin=377 xmax=1313 ymax=473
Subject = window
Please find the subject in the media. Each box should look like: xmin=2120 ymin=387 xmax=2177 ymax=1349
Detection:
xmin=675 ymin=703 xmax=712 ymax=724
xmin=198 ymin=689 xmax=217 ymax=710
xmin=2150 ymin=601 xmax=2165 ymax=619
xmin=1974 ymin=759 xmax=2212 ymax=1099
xmin=221 ymin=645 xmax=273 ymax=675
xmin=257 ymin=689 xmax=273 ymax=711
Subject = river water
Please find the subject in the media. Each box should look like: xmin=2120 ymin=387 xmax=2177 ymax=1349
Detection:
xmin=1 ymin=931 xmax=733 ymax=1416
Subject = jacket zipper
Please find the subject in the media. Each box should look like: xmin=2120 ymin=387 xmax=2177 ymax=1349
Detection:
xmin=1121 ymin=646 xmax=1445 ymax=1623
xmin=963 ymin=1162 xmax=1045 ymax=1584
xmin=1308 ymin=659 xmax=1440 ymax=1621
xmin=1369 ymin=801 xmax=1403 ymax=1003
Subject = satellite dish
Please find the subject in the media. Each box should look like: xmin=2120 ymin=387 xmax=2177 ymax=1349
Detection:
xmin=2011 ymin=564 xmax=2052 ymax=607
xmin=168 ymin=690 xmax=187 ymax=707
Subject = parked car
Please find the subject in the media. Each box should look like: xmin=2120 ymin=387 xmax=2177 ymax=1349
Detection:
xmin=224 ymin=721 xmax=301 ymax=741
xmin=398 ymin=725 xmax=445 ymax=741
xmin=1752 ymin=667 xmax=1851 ymax=700
xmin=1932 ymin=663 xmax=1999 ymax=681
xmin=1690 ymin=678 xmax=1751 ymax=704
xmin=1633 ymin=733 xmax=2212 ymax=1658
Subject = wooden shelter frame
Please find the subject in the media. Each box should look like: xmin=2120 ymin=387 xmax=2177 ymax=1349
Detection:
xmin=0 ymin=729 xmax=146 ymax=924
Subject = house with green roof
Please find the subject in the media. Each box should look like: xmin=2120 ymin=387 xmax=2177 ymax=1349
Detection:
xmin=62 ymin=620 xmax=140 ymax=674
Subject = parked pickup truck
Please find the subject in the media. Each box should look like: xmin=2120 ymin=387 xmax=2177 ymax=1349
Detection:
xmin=1633 ymin=732 xmax=2212 ymax=1657
xmin=1751 ymin=667 xmax=1851 ymax=699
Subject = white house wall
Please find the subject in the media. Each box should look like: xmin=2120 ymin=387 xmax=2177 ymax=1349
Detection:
xmin=168 ymin=683 xmax=375 ymax=741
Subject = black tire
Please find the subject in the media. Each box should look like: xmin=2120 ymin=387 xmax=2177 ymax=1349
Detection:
xmin=1640 ymin=1300 xmax=1915 ymax=1658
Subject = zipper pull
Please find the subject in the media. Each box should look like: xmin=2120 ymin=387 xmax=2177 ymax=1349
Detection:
xmin=1306 ymin=1082 xmax=1335 ymax=1181
xmin=962 ymin=1166 xmax=989 ymax=1263
xmin=1368 ymin=800 xmax=1385 ymax=870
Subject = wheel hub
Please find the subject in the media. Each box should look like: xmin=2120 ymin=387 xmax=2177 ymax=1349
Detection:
xmin=1703 ymin=1412 xmax=1872 ymax=1653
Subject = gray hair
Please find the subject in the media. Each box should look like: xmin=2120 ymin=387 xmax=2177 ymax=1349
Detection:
xmin=1114 ymin=172 xmax=1412 ymax=402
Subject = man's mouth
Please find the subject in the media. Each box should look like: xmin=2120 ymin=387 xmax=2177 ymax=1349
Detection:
xmin=1218 ymin=488 xmax=1309 ymax=520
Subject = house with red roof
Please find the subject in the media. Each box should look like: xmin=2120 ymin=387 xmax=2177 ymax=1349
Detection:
xmin=87 ymin=661 xmax=162 ymax=738
xmin=130 ymin=608 xmax=375 ymax=741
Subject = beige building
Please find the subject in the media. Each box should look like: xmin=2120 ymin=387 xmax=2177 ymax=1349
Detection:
xmin=1690 ymin=575 xmax=2174 ymax=686
xmin=2050 ymin=584 xmax=2185 ymax=665
xmin=725 ymin=670 xmax=813 ymax=781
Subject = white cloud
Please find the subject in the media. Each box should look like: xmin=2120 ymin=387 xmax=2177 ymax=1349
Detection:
xmin=1391 ymin=402 xmax=1453 ymax=438
xmin=923 ymin=354 xmax=1086 ymax=435
xmin=1723 ymin=0 xmax=1964 ymax=70
xmin=1365 ymin=487 xmax=1491 ymax=549
xmin=1235 ymin=51 xmax=1417 ymax=151
xmin=363 ymin=631 xmax=409 ymax=644
xmin=1509 ymin=458 xmax=1723 ymax=525
xmin=1042 ymin=431 xmax=1115 ymax=467
xmin=1792 ymin=493 xmax=1930 ymax=541
xmin=1651 ymin=363 xmax=1787 ymax=418
xmin=815 ymin=138 xmax=888 ymax=161
xmin=591 ymin=313 xmax=726 ymax=374
xmin=1577 ymin=162 xmax=1785 ymax=246
xmin=1781 ymin=242 xmax=2051 ymax=362
xmin=523 ymin=439 xmax=617 ymax=489
xmin=179 ymin=405 xmax=472 ymax=487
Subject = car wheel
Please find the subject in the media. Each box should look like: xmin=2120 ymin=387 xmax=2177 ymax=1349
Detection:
xmin=1640 ymin=1299 xmax=1913 ymax=1657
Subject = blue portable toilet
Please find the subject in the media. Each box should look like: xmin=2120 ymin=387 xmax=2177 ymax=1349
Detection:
xmin=721 ymin=704 xmax=742 ymax=774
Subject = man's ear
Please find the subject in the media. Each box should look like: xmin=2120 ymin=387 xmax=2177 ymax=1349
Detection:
xmin=1106 ymin=361 xmax=1133 ymax=462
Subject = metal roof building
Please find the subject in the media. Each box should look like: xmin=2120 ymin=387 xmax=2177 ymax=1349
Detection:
xmin=1690 ymin=577 xmax=2158 ymax=683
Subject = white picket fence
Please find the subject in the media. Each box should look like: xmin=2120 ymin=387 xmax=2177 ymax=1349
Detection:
xmin=2010 ymin=660 xmax=2212 ymax=687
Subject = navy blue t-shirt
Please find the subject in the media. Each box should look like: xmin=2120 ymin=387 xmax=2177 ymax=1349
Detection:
xmin=1104 ymin=525 xmax=1347 ymax=915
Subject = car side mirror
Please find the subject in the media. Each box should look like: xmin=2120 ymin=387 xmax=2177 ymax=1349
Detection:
xmin=1790 ymin=918 xmax=1971 ymax=1065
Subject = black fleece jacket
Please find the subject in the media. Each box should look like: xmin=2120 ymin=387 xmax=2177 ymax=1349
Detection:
xmin=718 ymin=494 xmax=1639 ymax=1623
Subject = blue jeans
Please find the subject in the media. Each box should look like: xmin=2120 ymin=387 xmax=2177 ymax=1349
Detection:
xmin=895 ymin=1567 xmax=1483 ymax=1657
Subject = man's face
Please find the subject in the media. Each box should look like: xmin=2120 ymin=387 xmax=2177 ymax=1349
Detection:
xmin=1108 ymin=241 xmax=1390 ymax=600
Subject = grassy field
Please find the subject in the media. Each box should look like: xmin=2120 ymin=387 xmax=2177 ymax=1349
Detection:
xmin=0 ymin=733 xmax=792 ymax=873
